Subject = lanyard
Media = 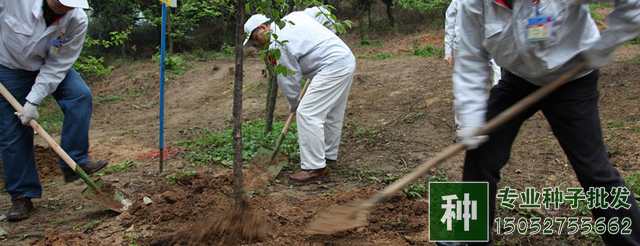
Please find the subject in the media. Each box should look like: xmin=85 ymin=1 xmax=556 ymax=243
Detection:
xmin=534 ymin=0 xmax=542 ymax=16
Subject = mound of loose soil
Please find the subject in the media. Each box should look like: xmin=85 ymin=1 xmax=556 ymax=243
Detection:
xmin=123 ymin=171 xmax=271 ymax=245
xmin=156 ymin=206 xmax=269 ymax=245
xmin=35 ymin=146 xmax=62 ymax=181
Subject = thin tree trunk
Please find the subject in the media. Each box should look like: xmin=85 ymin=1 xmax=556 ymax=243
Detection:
xmin=384 ymin=0 xmax=394 ymax=26
xmin=168 ymin=7 xmax=174 ymax=53
xmin=232 ymin=0 xmax=247 ymax=209
xmin=264 ymin=61 xmax=278 ymax=133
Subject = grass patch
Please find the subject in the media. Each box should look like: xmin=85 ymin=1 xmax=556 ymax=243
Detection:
xmin=346 ymin=122 xmax=381 ymax=145
xmin=339 ymin=169 xmax=387 ymax=183
xmin=403 ymin=170 xmax=449 ymax=199
xmin=178 ymin=120 xmax=299 ymax=167
xmin=428 ymin=169 xmax=449 ymax=182
xmin=629 ymin=37 xmax=640 ymax=46
xmin=571 ymin=202 xmax=592 ymax=217
xmin=97 ymin=160 xmax=136 ymax=176
xmin=626 ymin=171 xmax=640 ymax=195
xmin=589 ymin=2 xmax=612 ymax=23
xmin=630 ymin=55 xmax=640 ymax=65
xmin=39 ymin=97 xmax=64 ymax=134
xmin=414 ymin=44 xmax=444 ymax=58
xmin=353 ymin=125 xmax=379 ymax=140
xmin=95 ymin=94 xmax=123 ymax=104
xmin=607 ymin=120 xmax=625 ymax=129
xmin=73 ymin=219 xmax=102 ymax=232
xmin=359 ymin=37 xmax=384 ymax=47
xmin=153 ymin=53 xmax=187 ymax=75
xmin=404 ymin=181 xmax=428 ymax=199
xmin=166 ymin=170 xmax=197 ymax=185
xmin=373 ymin=52 xmax=393 ymax=60
xmin=189 ymin=44 xmax=235 ymax=61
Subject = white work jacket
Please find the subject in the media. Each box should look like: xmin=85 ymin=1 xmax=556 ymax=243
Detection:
xmin=454 ymin=0 xmax=640 ymax=129
xmin=444 ymin=0 xmax=460 ymax=60
xmin=270 ymin=12 xmax=354 ymax=108
xmin=0 ymin=1 xmax=88 ymax=105
xmin=303 ymin=6 xmax=337 ymax=33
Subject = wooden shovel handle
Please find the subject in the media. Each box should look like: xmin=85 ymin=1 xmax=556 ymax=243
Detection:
xmin=0 ymin=82 xmax=100 ymax=191
xmin=366 ymin=64 xmax=586 ymax=205
xmin=269 ymin=79 xmax=311 ymax=165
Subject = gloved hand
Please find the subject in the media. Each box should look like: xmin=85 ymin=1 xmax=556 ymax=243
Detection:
xmin=445 ymin=56 xmax=454 ymax=66
xmin=16 ymin=102 xmax=39 ymax=125
xmin=457 ymin=127 xmax=488 ymax=150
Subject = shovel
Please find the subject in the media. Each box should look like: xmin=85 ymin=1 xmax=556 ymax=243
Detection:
xmin=0 ymin=82 xmax=130 ymax=213
xmin=245 ymin=80 xmax=311 ymax=189
xmin=306 ymin=64 xmax=586 ymax=234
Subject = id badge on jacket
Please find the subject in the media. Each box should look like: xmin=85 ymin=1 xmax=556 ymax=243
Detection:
xmin=527 ymin=15 xmax=552 ymax=42
xmin=526 ymin=2 xmax=552 ymax=43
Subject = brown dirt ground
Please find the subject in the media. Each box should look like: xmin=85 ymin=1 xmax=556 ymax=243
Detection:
xmin=0 ymin=30 xmax=639 ymax=245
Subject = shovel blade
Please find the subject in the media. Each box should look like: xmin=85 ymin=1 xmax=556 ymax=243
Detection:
xmin=81 ymin=178 xmax=132 ymax=213
xmin=306 ymin=201 xmax=370 ymax=235
xmin=243 ymin=147 xmax=288 ymax=190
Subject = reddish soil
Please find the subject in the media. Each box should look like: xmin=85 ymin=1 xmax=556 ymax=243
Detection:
xmin=35 ymin=146 xmax=63 ymax=181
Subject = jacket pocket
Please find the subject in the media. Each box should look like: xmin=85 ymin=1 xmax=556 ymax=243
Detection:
xmin=2 ymin=15 xmax=34 ymax=54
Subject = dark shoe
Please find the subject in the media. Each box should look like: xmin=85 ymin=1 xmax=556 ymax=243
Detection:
xmin=6 ymin=197 xmax=34 ymax=222
xmin=289 ymin=168 xmax=328 ymax=183
xmin=64 ymin=160 xmax=109 ymax=183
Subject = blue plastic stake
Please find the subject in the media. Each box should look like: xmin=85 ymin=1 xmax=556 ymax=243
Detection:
xmin=159 ymin=2 xmax=167 ymax=174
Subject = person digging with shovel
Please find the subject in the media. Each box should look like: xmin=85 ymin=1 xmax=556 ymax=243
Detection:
xmin=0 ymin=0 xmax=108 ymax=222
xmin=446 ymin=0 xmax=640 ymax=245
xmin=243 ymin=10 xmax=356 ymax=184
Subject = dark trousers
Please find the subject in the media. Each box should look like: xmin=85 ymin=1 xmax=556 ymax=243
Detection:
xmin=463 ymin=70 xmax=640 ymax=245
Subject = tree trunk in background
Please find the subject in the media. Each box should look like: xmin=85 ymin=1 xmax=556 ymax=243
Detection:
xmin=168 ymin=8 xmax=174 ymax=53
xmin=232 ymin=0 xmax=247 ymax=209
xmin=383 ymin=0 xmax=394 ymax=26
xmin=264 ymin=61 xmax=278 ymax=133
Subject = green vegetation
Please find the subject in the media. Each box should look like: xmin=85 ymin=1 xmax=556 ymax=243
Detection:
xmin=360 ymin=38 xmax=384 ymax=47
xmin=589 ymin=2 xmax=612 ymax=24
xmin=607 ymin=120 xmax=625 ymax=129
xmin=74 ymin=219 xmax=102 ymax=232
xmin=374 ymin=52 xmax=393 ymax=60
xmin=95 ymin=94 xmax=124 ymax=104
xmin=189 ymin=44 xmax=235 ymax=61
xmin=38 ymin=98 xmax=64 ymax=134
xmin=625 ymin=171 xmax=640 ymax=195
xmin=396 ymin=0 xmax=450 ymax=15
xmin=153 ymin=53 xmax=188 ymax=75
xmin=179 ymin=120 xmax=299 ymax=167
xmin=97 ymin=160 xmax=136 ymax=176
xmin=404 ymin=181 xmax=428 ymax=199
xmin=414 ymin=44 xmax=444 ymax=58
xmin=166 ymin=170 xmax=197 ymax=185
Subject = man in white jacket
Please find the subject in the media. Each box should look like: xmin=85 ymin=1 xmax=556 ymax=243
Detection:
xmin=450 ymin=0 xmax=640 ymax=244
xmin=244 ymin=10 xmax=356 ymax=183
xmin=0 ymin=0 xmax=108 ymax=222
